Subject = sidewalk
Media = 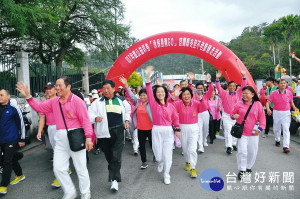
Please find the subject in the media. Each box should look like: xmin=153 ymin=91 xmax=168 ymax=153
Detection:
xmin=291 ymin=127 xmax=300 ymax=144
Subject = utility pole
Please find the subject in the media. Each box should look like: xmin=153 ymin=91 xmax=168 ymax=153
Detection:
xmin=114 ymin=3 xmax=118 ymax=59
xmin=201 ymin=59 xmax=204 ymax=74
xmin=289 ymin=42 xmax=292 ymax=77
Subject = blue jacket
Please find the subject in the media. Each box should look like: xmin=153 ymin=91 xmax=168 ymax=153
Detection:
xmin=0 ymin=100 xmax=25 ymax=144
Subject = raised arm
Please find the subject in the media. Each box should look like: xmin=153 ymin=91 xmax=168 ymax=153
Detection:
xmin=187 ymin=72 xmax=195 ymax=89
xmin=126 ymin=87 xmax=138 ymax=104
xmin=236 ymin=69 xmax=247 ymax=97
xmin=145 ymin=66 xmax=157 ymax=108
xmin=119 ymin=76 xmax=138 ymax=104
xmin=16 ymin=81 xmax=53 ymax=113
xmin=203 ymin=82 xmax=214 ymax=101
xmin=215 ymin=70 xmax=226 ymax=98
xmin=168 ymin=88 xmax=180 ymax=104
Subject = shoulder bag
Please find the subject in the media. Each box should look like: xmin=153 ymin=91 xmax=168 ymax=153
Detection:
xmin=230 ymin=102 xmax=254 ymax=138
xmin=59 ymin=102 xmax=86 ymax=152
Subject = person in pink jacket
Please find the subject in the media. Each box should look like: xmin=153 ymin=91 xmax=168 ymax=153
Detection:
xmin=266 ymin=79 xmax=297 ymax=153
xmin=16 ymin=77 xmax=94 ymax=199
xmin=169 ymin=87 xmax=203 ymax=178
xmin=208 ymin=88 xmax=222 ymax=144
xmin=216 ymin=70 xmax=247 ymax=154
xmin=231 ymin=86 xmax=266 ymax=180
xmin=187 ymin=74 xmax=213 ymax=153
xmin=145 ymin=66 xmax=180 ymax=185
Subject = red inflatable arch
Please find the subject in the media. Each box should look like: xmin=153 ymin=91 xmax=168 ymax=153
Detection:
xmin=106 ymin=31 xmax=255 ymax=89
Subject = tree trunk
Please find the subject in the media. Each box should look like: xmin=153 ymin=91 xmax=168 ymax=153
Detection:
xmin=272 ymin=43 xmax=276 ymax=65
xmin=289 ymin=41 xmax=292 ymax=76
xmin=277 ymin=46 xmax=280 ymax=65
xmin=55 ymin=48 xmax=67 ymax=78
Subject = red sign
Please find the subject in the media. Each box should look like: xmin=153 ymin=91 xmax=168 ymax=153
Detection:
xmin=106 ymin=31 xmax=256 ymax=90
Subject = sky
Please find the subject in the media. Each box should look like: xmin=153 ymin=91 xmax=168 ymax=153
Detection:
xmin=122 ymin=0 xmax=300 ymax=43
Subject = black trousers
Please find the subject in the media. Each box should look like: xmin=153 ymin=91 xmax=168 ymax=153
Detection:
xmin=265 ymin=107 xmax=273 ymax=135
xmin=99 ymin=125 xmax=124 ymax=182
xmin=137 ymin=129 xmax=152 ymax=163
xmin=0 ymin=143 xmax=23 ymax=187
xmin=209 ymin=119 xmax=220 ymax=141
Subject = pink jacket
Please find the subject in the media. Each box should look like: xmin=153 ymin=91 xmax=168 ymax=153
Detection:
xmin=231 ymin=100 xmax=266 ymax=136
xmin=27 ymin=94 xmax=94 ymax=138
xmin=216 ymin=78 xmax=247 ymax=114
xmin=208 ymin=97 xmax=222 ymax=120
xmin=260 ymin=88 xmax=266 ymax=95
xmin=170 ymin=100 xmax=201 ymax=124
xmin=146 ymin=83 xmax=180 ymax=128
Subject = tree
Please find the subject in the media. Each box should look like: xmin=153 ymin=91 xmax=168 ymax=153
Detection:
xmin=263 ymin=20 xmax=284 ymax=65
xmin=127 ymin=71 xmax=142 ymax=88
xmin=0 ymin=0 xmax=132 ymax=72
xmin=280 ymin=14 xmax=300 ymax=76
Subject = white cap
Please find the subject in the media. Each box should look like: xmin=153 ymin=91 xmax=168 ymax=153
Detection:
xmin=118 ymin=86 xmax=123 ymax=89
xmin=92 ymin=94 xmax=99 ymax=99
xmin=91 ymin=89 xmax=98 ymax=94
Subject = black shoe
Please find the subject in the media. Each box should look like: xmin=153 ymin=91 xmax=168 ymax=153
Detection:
xmin=275 ymin=141 xmax=280 ymax=147
xmin=226 ymin=147 xmax=232 ymax=154
xmin=140 ymin=162 xmax=148 ymax=169
xmin=210 ymin=140 xmax=214 ymax=144
xmin=232 ymin=146 xmax=238 ymax=151
xmin=238 ymin=171 xmax=245 ymax=180
xmin=246 ymin=169 xmax=252 ymax=173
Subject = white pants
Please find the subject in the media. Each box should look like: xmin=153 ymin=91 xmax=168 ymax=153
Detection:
xmin=152 ymin=125 xmax=174 ymax=178
xmin=129 ymin=118 xmax=139 ymax=151
xmin=47 ymin=125 xmax=56 ymax=150
xmin=222 ymin=112 xmax=237 ymax=148
xmin=53 ymin=129 xmax=90 ymax=195
xmin=273 ymin=110 xmax=291 ymax=148
xmin=197 ymin=111 xmax=209 ymax=150
xmin=180 ymin=124 xmax=198 ymax=169
xmin=237 ymin=135 xmax=259 ymax=171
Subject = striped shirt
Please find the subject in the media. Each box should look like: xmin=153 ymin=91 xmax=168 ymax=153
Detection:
xmin=105 ymin=96 xmax=123 ymax=127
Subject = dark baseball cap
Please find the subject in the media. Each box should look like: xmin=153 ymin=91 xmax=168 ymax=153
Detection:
xmin=43 ymin=81 xmax=56 ymax=89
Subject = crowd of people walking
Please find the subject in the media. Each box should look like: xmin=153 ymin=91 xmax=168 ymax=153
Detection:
xmin=0 ymin=65 xmax=298 ymax=199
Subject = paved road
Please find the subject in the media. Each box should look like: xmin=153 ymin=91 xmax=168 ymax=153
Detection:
xmin=1 ymin=131 xmax=300 ymax=199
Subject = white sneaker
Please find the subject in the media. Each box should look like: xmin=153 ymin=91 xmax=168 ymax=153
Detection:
xmin=164 ymin=176 xmax=171 ymax=185
xmin=203 ymin=142 xmax=208 ymax=147
xmin=157 ymin=162 xmax=163 ymax=173
xmin=110 ymin=180 xmax=118 ymax=191
xmin=81 ymin=192 xmax=91 ymax=199
xmin=62 ymin=192 xmax=77 ymax=199
xmin=197 ymin=149 xmax=204 ymax=153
